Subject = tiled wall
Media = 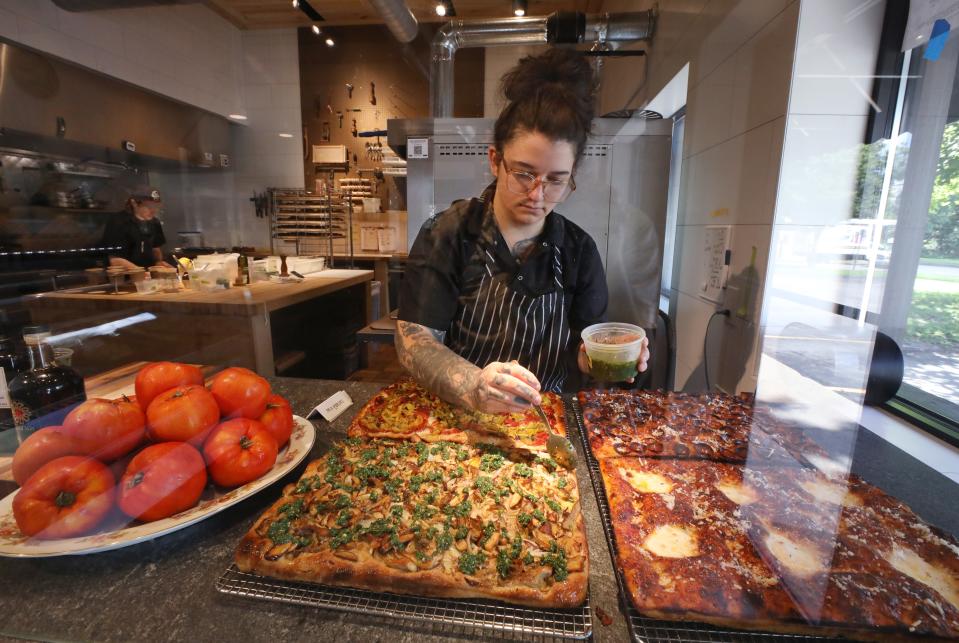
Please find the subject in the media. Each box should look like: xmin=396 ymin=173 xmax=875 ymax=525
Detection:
xmin=232 ymin=28 xmax=304 ymax=247
xmin=0 ymin=1 xmax=304 ymax=250
xmin=0 ymin=0 xmax=243 ymax=119
xmin=154 ymin=28 xmax=304 ymax=250
xmin=760 ymin=0 xmax=887 ymax=402
xmin=599 ymin=0 xmax=800 ymax=393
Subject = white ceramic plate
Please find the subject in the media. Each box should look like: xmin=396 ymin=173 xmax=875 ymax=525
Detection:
xmin=0 ymin=416 xmax=316 ymax=557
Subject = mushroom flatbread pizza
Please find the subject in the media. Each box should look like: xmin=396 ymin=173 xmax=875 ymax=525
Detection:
xmin=236 ymin=438 xmax=588 ymax=607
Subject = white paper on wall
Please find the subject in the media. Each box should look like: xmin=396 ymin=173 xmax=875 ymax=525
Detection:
xmin=701 ymin=225 xmax=732 ymax=304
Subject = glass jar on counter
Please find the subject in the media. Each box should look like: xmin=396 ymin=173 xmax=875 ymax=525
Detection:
xmin=0 ymin=334 xmax=28 ymax=433
xmin=8 ymin=326 xmax=86 ymax=443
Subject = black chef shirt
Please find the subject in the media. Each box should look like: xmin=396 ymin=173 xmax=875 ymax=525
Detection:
xmin=101 ymin=213 xmax=166 ymax=268
xmin=399 ymin=184 xmax=608 ymax=389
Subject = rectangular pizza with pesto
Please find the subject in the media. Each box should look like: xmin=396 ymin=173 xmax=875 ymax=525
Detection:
xmin=348 ymin=377 xmax=567 ymax=452
xmin=235 ymin=438 xmax=588 ymax=607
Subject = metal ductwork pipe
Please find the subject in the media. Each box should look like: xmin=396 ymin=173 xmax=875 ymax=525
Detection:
xmin=430 ymin=10 xmax=656 ymax=117
xmin=367 ymin=0 xmax=419 ymax=44
xmin=51 ymin=0 xmax=200 ymax=9
xmin=431 ymin=16 xmax=548 ymax=117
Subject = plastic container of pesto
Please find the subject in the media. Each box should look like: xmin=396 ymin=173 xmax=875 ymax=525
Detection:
xmin=581 ymin=322 xmax=646 ymax=382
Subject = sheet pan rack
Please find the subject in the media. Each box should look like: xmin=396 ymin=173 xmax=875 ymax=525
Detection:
xmin=568 ymin=398 xmax=842 ymax=643
xmin=268 ymin=187 xmax=354 ymax=263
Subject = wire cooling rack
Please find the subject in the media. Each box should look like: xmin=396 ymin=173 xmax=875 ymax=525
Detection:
xmin=216 ymin=565 xmax=591 ymax=641
xmin=568 ymin=398 xmax=841 ymax=643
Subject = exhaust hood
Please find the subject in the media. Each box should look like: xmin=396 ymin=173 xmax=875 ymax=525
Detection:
xmin=0 ymin=42 xmax=231 ymax=169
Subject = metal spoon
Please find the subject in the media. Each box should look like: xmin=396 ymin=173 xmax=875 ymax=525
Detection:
xmin=533 ymin=403 xmax=577 ymax=471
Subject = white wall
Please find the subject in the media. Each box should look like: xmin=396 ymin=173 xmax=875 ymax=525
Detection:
xmin=483 ymin=45 xmax=547 ymax=118
xmin=0 ymin=0 xmax=243 ymax=119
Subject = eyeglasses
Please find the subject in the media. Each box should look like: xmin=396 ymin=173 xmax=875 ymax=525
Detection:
xmin=500 ymin=158 xmax=576 ymax=203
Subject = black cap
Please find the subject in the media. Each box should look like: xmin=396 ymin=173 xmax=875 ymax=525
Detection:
xmin=130 ymin=186 xmax=162 ymax=202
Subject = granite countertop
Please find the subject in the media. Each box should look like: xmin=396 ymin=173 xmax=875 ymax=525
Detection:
xmin=0 ymin=379 xmax=631 ymax=643
xmin=2 ymin=379 xmax=956 ymax=643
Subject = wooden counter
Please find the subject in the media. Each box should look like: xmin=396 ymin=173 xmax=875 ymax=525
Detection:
xmin=31 ymin=270 xmax=373 ymax=316
xmin=26 ymin=270 xmax=374 ymax=378
xmin=332 ymin=254 xmax=406 ymax=315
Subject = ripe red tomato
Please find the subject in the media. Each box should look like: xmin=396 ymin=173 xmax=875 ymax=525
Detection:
xmin=209 ymin=367 xmax=271 ymax=419
xmin=203 ymin=418 xmax=277 ymax=487
xmin=135 ymin=362 xmax=204 ymax=412
xmin=146 ymin=385 xmax=220 ymax=445
xmin=12 ymin=426 xmax=79 ymax=486
xmin=65 ymin=396 xmax=145 ymax=462
xmin=258 ymin=394 xmax=294 ymax=447
xmin=12 ymin=455 xmax=115 ymax=539
xmin=118 ymin=442 xmax=207 ymax=522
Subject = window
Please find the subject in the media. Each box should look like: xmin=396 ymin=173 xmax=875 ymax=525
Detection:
xmin=661 ymin=109 xmax=685 ymax=298
xmin=855 ymin=6 xmax=959 ymax=441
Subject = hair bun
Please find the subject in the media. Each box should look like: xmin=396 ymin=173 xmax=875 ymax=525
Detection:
xmin=493 ymin=48 xmax=597 ymax=165
xmin=501 ymin=48 xmax=596 ymax=106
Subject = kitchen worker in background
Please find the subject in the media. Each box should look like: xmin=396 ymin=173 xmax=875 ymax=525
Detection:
xmin=397 ymin=49 xmax=649 ymax=414
xmin=102 ymin=187 xmax=173 ymax=269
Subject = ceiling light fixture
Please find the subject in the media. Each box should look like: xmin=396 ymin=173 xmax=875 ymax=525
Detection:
xmin=228 ymin=114 xmax=248 ymax=120
xmin=435 ymin=1 xmax=455 ymax=17
xmin=294 ymin=0 xmax=324 ymax=22
xmin=512 ymin=0 xmax=527 ymax=17
xmin=325 ymin=36 xmax=335 ymax=47
xmin=279 ymin=133 xmax=294 ymax=138
xmin=312 ymin=24 xmax=321 ymax=35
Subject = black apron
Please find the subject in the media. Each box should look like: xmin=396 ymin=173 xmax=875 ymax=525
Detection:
xmin=447 ymin=241 xmax=572 ymax=392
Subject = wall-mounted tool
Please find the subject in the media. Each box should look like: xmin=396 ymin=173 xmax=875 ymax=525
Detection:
xmin=337 ymin=111 xmax=343 ymax=128
xmin=346 ymin=83 xmax=354 ymax=99
xmin=250 ymin=191 xmax=268 ymax=218
xmin=56 ymin=116 xmax=66 ymax=138
xmin=369 ymin=81 xmax=377 ymax=106
xmin=351 ymin=119 xmax=357 ymax=137
xmin=321 ymin=121 xmax=331 ymax=142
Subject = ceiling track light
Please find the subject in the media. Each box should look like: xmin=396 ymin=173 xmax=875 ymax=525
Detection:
xmin=512 ymin=0 xmax=527 ymax=17
xmin=310 ymin=23 xmax=333 ymax=45
xmin=435 ymin=1 xmax=455 ymax=17
xmin=294 ymin=0 xmax=324 ymax=22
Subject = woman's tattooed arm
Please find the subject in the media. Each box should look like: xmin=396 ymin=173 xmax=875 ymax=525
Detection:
xmin=394 ymin=321 xmax=540 ymax=412
xmin=394 ymin=320 xmax=480 ymax=407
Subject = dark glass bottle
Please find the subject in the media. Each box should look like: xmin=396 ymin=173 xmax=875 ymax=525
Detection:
xmin=8 ymin=328 xmax=86 ymax=442
xmin=0 ymin=335 xmax=28 ymax=432
xmin=236 ymin=254 xmax=249 ymax=286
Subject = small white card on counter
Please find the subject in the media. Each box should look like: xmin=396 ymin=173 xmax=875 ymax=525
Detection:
xmin=308 ymin=390 xmax=353 ymax=423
